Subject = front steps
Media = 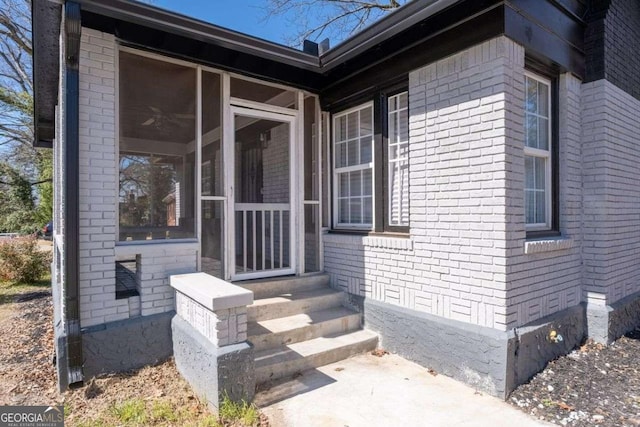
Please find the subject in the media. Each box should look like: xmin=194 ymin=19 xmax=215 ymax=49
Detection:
xmin=238 ymin=274 xmax=378 ymax=386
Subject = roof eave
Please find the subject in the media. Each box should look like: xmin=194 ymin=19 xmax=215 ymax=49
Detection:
xmin=75 ymin=0 xmax=322 ymax=72
xmin=32 ymin=0 xmax=62 ymax=147
xmin=319 ymin=0 xmax=462 ymax=70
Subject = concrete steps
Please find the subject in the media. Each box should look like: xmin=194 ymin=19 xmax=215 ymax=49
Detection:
xmin=254 ymin=329 xmax=378 ymax=384
xmin=244 ymin=274 xmax=378 ymax=386
xmin=238 ymin=273 xmax=329 ymax=299
xmin=247 ymin=287 xmax=344 ymax=322
xmin=248 ymin=307 xmax=361 ymax=352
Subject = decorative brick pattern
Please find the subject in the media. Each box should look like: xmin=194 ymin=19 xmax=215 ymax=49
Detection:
xmin=175 ymin=292 xmax=248 ymax=346
xmin=523 ymin=238 xmax=574 ymax=255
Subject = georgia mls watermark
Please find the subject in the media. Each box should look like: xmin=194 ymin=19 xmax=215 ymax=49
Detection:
xmin=0 ymin=406 xmax=64 ymax=427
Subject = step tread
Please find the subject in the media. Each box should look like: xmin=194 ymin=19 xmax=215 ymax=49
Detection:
xmin=235 ymin=273 xmax=329 ymax=286
xmin=255 ymin=329 xmax=378 ymax=367
xmin=247 ymin=307 xmax=359 ymax=337
xmin=249 ymin=287 xmax=341 ymax=307
xmin=237 ymin=274 xmax=330 ymax=299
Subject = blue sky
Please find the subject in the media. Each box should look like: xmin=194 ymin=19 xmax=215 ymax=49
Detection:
xmin=152 ymin=0 xmax=296 ymax=46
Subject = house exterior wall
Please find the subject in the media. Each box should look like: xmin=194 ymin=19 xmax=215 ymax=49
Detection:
xmin=503 ymin=73 xmax=584 ymax=328
xmin=326 ymin=36 xmax=525 ymax=331
xmin=78 ymin=28 xmax=125 ymax=328
xmin=585 ymin=0 xmax=640 ymax=99
xmin=326 ymin=33 xmax=639 ymax=334
xmin=77 ymin=28 xmax=197 ymax=330
xmin=51 ymin=23 xmax=68 ymax=391
xmin=66 ymin=15 xmax=640 ymax=395
xmin=582 ymin=79 xmax=640 ymax=306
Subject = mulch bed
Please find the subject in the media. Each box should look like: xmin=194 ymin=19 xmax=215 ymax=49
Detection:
xmin=0 ymin=290 xmax=60 ymax=406
xmin=509 ymin=330 xmax=640 ymax=427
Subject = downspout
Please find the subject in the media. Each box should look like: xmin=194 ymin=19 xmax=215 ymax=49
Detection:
xmin=63 ymin=1 xmax=83 ymax=388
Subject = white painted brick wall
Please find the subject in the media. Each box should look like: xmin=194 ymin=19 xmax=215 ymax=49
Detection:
xmin=176 ymin=292 xmax=248 ymax=346
xmin=325 ymin=37 xmax=521 ymax=330
xmin=582 ymin=79 xmax=640 ymax=305
xmin=72 ymin=29 xmax=639 ymax=335
xmin=504 ymin=74 xmax=583 ymax=327
xmin=324 ymin=37 xmax=625 ymax=331
xmin=78 ymin=28 xmax=197 ymax=327
xmin=78 ymin=28 xmax=126 ymax=327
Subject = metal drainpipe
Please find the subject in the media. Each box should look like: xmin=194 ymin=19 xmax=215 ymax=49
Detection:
xmin=63 ymin=0 xmax=84 ymax=388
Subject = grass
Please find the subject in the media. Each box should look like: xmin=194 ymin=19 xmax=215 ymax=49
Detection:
xmin=68 ymin=394 xmax=262 ymax=427
xmin=0 ymin=274 xmax=51 ymax=305
xmin=0 ymin=274 xmax=51 ymax=323
xmin=111 ymin=399 xmax=148 ymax=424
xmin=218 ymin=393 xmax=260 ymax=426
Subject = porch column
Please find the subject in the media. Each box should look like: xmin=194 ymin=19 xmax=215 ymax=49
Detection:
xmin=170 ymin=273 xmax=254 ymax=409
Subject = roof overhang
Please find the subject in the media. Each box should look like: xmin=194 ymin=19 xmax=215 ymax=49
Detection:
xmin=75 ymin=0 xmax=321 ymax=71
xmin=32 ymin=0 xmax=587 ymax=145
xmin=32 ymin=0 xmax=61 ymax=148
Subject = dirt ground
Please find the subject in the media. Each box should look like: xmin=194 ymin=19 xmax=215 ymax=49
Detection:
xmin=0 ymin=286 xmax=267 ymax=426
xmin=0 ymin=289 xmax=60 ymax=406
xmin=510 ymin=332 xmax=640 ymax=427
xmin=3 ymin=284 xmax=640 ymax=427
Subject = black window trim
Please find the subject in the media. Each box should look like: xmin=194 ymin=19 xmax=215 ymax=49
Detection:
xmin=329 ymin=79 xmax=410 ymax=235
xmin=524 ymin=56 xmax=560 ymax=240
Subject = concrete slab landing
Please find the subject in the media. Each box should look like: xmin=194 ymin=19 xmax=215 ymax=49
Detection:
xmin=256 ymin=353 xmax=549 ymax=427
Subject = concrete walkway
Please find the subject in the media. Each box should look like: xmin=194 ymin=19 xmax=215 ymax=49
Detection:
xmin=256 ymin=353 xmax=548 ymax=427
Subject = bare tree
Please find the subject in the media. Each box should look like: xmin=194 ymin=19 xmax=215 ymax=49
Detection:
xmin=264 ymin=0 xmax=409 ymax=47
xmin=0 ymin=0 xmax=52 ymax=232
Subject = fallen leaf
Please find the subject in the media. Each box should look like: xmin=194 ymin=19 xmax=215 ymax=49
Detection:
xmin=371 ymin=349 xmax=389 ymax=357
xmin=556 ymin=402 xmax=574 ymax=411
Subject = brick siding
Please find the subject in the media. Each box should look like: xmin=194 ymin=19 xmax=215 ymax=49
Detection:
xmin=77 ymin=28 xmax=197 ymax=327
xmin=582 ymin=79 xmax=640 ymax=306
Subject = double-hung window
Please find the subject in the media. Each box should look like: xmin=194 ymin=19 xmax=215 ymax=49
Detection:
xmin=333 ymin=103 xmax=374 ymax=228
xmin=332 ymin=87 xmax=410 ymax=232
xmin=524 ymin=72 xmax=552 ymax=231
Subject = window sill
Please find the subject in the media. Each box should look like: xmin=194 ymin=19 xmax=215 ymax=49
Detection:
xmin=115 ymin=240 xmax=199 ymax=257
xmin=324 ymin=231 xmax=413 ymax=250
xmin=524 ymin=237 xmax=573 ymax=254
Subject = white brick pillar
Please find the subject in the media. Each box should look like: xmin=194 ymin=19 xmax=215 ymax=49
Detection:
xmin=170 ymin=273 xmax=255 ymax=409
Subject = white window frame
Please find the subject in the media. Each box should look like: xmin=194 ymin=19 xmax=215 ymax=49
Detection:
xmin=332 ymin=102 xmax=375 ymax=230
xmin=387 ymin=91 xmax=409 ymax=228
xmin=524 ymin=71 xmax=552 ymax=231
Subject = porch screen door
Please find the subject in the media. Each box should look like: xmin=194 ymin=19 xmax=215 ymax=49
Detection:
xmin=230 ymin=107 xmax=296 ymax=280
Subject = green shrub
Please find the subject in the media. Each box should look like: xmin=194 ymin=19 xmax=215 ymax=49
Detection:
xmin=0 ymin=237 xmax=51 ymax=284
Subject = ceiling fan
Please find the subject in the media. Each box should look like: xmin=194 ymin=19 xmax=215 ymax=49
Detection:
xmin=141 ymin=106 xmax=195 ymax=128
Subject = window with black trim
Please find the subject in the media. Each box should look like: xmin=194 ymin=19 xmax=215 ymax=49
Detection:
xmin=523 ymin=68 xmax=559 ymax=237
xmin=332 ymin=86 xmax=410 ymax=233
xmin=332 ymin=103 xmax=374 ymax=228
